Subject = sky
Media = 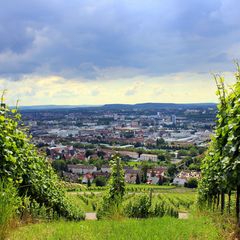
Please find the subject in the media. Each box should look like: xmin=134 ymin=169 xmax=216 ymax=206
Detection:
xmin=0 ymin=0 xmax=239 ymax=106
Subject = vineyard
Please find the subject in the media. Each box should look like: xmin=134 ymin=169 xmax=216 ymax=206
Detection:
xmin=67 ymin=189 xmax=196 ymax=218
xmin=198 ymin=65 xmax=240 ymax=227
xmin=1 ymin=66 xmax=240 ymax=239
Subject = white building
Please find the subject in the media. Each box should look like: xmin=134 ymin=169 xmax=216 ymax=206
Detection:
xmin=173 ymin=171 xmax=201 ymax=186
xmin=119 ymin=151 xmax=139 ymax=159
xmin=140 ymin=153 xmax=158 ymax=162
xmin=67 ymin=165 xmax=97 ymax=174
xmin=101 ymin=165 xmax=111 ymax=173
xmin=173 ymin=177 xmax=187 ymax=186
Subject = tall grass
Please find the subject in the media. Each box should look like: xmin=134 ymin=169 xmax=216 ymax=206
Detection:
xmin=10 ymin=215 xmax=224 ymax=240
xmin=0 ymin=180 xmax=20 ymax=240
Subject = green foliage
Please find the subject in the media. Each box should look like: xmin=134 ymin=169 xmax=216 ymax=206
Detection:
xmin=87 ymin=179 xmax=91 ymax=188
xmin=0 ymin=180 xmax=20 ymax=240
xmin=185 ymin=178 xmax=198 ymax=188
xmin=156 ymin=137 xmax=166 ymax=147
xmin=167 ymin=164 xmax=177 ymax=178
xmin=198 ymin=65 xmax=240 ymax=223
xmin=97 ymin=155 xmax=125 ymax=219
xmin=0 ymin=103 xmax=84 ymax=220
xmin=52 ymin=160 xmax=67 ymax=172
xmin=123 ymin=193 xmax=179 ymax=219
xmin=123 ymin=194 xmax=151 ymax=218
xmin=93 ymin=176 xmax=107 ymax=187
xmin=106 ymin=155 xmax=125 ymax=202
xmin=135 ymin=173 xmax=141 ymax=184
xmin=150 ymin=202 xmax=178 ymax=218
xmin=157 ymin=154 xmax=166 ymax=161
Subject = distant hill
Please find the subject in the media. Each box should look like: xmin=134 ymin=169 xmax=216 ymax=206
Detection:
xmin=17 ymin=105 xmax=102 ymax=110
xmin=16 ymin=102 xmax=216 ymax=111
xmin=102 ymin=102 xmax=217 ymax=110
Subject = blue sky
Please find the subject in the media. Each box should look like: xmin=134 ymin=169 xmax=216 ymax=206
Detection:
xmin=0 ymin=0 xmax=239 ymax=105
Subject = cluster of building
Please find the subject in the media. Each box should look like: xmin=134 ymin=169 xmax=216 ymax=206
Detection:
xmin=22 ymin=107 xmax=215 ymax=149
xmin=173 ymin=171 xmax=201 ymax=186
xmin=46 ymin=145 xmax=159 ymax=162
xmin=65 ymin=164 xmax=167 ymax=185
xmin=20 ymin=106 xmax=213 ymax=186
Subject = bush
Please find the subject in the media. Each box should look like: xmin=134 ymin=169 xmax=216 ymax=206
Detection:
xmin=93 ymin=176 xmax=107 ymax=187
xmin=97 ymin=195 xmax=122 ymax=220
xmin=149 ymin=201 xmax=178 ymax=218
xmin=185 ymin=178 xmax=198 ymax=188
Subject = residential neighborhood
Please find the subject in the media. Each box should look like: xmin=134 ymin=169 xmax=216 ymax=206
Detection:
xmin=19 ymin=104 xmax=212 ymax=186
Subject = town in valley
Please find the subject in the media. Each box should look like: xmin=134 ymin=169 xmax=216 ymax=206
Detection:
xmin=20 ymin=102 xmax=216 ymax=188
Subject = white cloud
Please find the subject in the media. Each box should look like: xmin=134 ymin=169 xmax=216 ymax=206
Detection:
xmin=0 ymin=70 xmax=237 ymax=106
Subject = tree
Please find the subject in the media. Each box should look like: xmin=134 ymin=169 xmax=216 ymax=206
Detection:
xmin=185 ymin=178 xmax=198 ymax=188
xmin=94 ymin=176 xmax=107 ymax=187
xmin=157 ymin=154 xmax=166 ymax=161
xmin=189 ymin=147 xmax=199 ymax=157
xmin=136 ymin=173 xmax=141 ymax=184
xmin=167 ymin=164 xmax=177 ymax=179
xmin=141 ymin=162 xmax=150 ymax=183
xmin=97 ymin=155 xmax=125 ymax=219
xmin=97 ymin=150 xmax=106 ymax=159
xmin=52 ymin=159 xmax=67 ymax=172
xmin=87 ymin=178 xmax=91 ymax=187
xmin=156 ymin=137 xmax=166 ymax=147
xmin=85 ymin=149 xmax=94 ymax=158
xmin=107 ymin=155 xmax=125 ymax=201
xmin=178 ymin=149 xmax=188 ymax=157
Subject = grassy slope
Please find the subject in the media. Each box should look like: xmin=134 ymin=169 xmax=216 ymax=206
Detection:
xmin=10 ymin=215 xmax=222 ymax=240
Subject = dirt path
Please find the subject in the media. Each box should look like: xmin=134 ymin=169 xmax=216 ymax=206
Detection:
xmin=85 ymin=212 xmax=97 ymax=220
xmin=178 ymin=212 xmax=189 ymax=219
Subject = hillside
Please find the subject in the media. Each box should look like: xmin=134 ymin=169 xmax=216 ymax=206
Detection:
xmin=17 ymin=102 xmax=216 ymax=111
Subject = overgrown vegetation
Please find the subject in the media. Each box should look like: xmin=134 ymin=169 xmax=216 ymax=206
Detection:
xmin=198 ymin=64 xmax=240 ymax=227
xmin=0 ymin=181 xmax=20 ymax=240
xmin=10 ymin=215 xmax=224 ymax=240
xmin=0 ymin=97 xmax=84 ymax=236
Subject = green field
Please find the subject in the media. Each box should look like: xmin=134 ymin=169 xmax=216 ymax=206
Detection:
xmin=10 ymin=215 xmax=223 ymax=240
xmin=64 ymin=182 xmax=194 ymax=193
xmin=66 ymin=187 xmax=196 ymax=213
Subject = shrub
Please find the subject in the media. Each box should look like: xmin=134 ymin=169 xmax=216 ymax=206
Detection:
xmin=94 ymin=176 xmax=107 ymax=187
xmin=185 ymin=178 xmax=198 ymax=188
xmin=123 ymin=194 xmax=151 ymax=218
xmin=149 ymin=202 xmax=165 ymax=217
xmin=97 ymin=195 xmax=122 ymax=219
xmin=149 ymin=201 xmax=178 ymax=218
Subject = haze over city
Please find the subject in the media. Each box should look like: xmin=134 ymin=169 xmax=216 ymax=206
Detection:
xmin=0 ymin=0 xmax=239 ymax=105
